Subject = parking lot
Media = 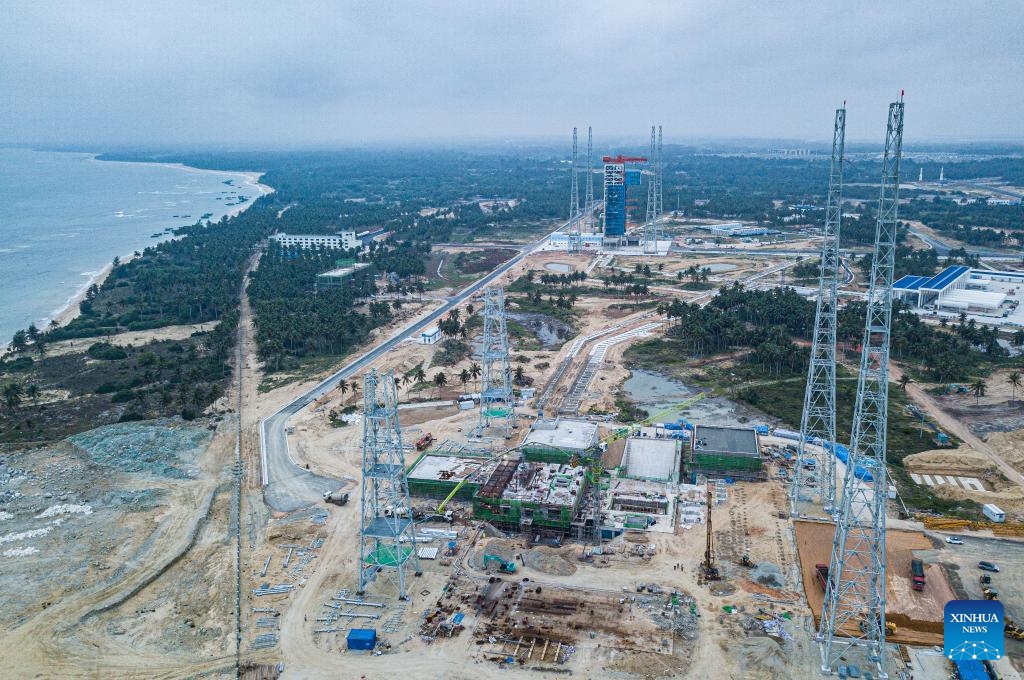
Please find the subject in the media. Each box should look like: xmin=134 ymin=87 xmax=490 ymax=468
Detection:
xmin=917 ymin=532 xmax=1024 ymax=660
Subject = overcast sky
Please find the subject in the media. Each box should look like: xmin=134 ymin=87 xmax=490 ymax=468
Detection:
xmin=3 ymin=1 xmax=1021 ymax=147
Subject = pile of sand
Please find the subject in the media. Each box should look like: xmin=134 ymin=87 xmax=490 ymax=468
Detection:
xmin=986 ymin=429 xmax=1024 ymax=473
xmin=523 ymin=546 xmax=577 ymax=576
xmin=902 ymin=446 xmax=995 ymax=475
xmin=733 ymin=636 xmax=787 ymax=677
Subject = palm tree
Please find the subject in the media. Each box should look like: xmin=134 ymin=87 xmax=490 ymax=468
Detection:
xmin=898 ymin=375 xmax=912 ymax=391
xmin=469 ymin=362 xmax=482 ymax=390
xmin=413 ymin=366 xmax=427 ymax=384
xmin=25 ymin=383 xmax=40 ymax=404
xmin=1009 ymin=371 xmax=1022 ymax=404
xmin=970 ymin=379 xmax=987 ymax=405
xmin=459 ymin=368 xmax=470 ymax=388
xmin=432 ymin=371 xmax=447 ymax=399
xmin=514 ymin=365 xmax=526 ymax=385
xmin=3 ymin=383 xmax=24 ymax=414
xmin=338 ymin=381 xmax=349 ymax=401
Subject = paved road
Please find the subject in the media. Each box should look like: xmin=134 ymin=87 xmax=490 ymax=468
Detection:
xmin=260 ymin=221 xmax=571 ymax=511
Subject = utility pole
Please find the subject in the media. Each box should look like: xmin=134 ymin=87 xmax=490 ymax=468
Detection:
xmin=790 ymin=106 xmax=846 ymax=517
xmin=819 ymin=97 xmax=904 ymax=679
xmin=357 ymin=368 xmax=421 ymax=599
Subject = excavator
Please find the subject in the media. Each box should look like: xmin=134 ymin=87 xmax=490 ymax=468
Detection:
xmin=482 ymin=554 xmax=517 ymax=574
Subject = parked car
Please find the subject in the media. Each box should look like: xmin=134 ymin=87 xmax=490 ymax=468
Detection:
xmin=945 ymin=536 xmax=964 ymax=545
xmin=978 ymin=561 xmax=1000 ymax=572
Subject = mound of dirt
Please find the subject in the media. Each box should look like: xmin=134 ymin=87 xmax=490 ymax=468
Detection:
xmin=986 ymin=429 xmax=1024 ymax=474
xmin=926 ymin=483 xmax=1024 ymax=514
xmin=734 ymin=636 xmax=787 ymax=676
xmin=902 ymin=446 xmax=995 ymax=475
xmin=522 ymin=546 xmax=577 ymax=576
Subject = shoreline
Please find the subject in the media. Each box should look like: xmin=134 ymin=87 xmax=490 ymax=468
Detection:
xmin=39 ymin=158 xmax=274 ymax=334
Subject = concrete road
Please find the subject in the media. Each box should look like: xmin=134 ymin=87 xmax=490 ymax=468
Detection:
xmin=259 ymin=221 xmax=570 ymax=512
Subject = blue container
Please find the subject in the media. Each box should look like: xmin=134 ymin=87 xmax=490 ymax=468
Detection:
xmin=663 ymin=422 xmax=683 ymax=431
xmin=347 ymin=628 xmax=377 ymax=650
xmin=754 ymin=425 xmax=769 ymax=435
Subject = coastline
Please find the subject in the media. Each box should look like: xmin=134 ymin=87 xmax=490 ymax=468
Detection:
xmin=41 ymin=160 xmax=274 ymax=333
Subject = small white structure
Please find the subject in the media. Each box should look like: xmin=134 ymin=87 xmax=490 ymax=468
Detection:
xmin=983 ymin=503 xmax=1006 ymax=523
xmin=419 ymin=326 xmax=441 ymax=345
xmin=271 ymin=231 xmax=359 ymax=250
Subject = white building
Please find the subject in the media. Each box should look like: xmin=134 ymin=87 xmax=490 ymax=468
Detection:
xmin=271 ymin=231 xmax=359 ymax=250
xmin=419 ymin=326 xmax=441 ymax=345
xmin=894 ymin=265 xmax=1007 ymax=314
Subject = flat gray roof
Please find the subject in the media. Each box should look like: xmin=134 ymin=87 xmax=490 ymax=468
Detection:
xmin=693 ymin=426 xmax=759 ymax=458
xmin=622 ymin=438 xmax=679 ymax=481
xmin=523 ymin=419 xmax=598 ymax=452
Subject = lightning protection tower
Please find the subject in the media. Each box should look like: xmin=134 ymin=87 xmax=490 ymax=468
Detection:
xmin=643 ymin=126 xmax=658 ymax=254
xmin=790 ymin=106 xmax=846 ymax=517
xmin=585 ymin=126 xmax=596 ymax=234
xmin=477 ymin=287 xmax=517 ymax=438
xmin=819 ymin=98 xmax=904 ymax=678
xmin=568 ymin=127 xmax=582 ymax=253
xmin=357 ymin=368 xmax=420 ymax=599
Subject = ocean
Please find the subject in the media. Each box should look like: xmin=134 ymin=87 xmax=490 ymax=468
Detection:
xmin=0 ymin=148 xmax=267 ymax=343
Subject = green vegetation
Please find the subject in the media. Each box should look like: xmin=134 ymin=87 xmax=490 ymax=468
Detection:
xmin=734 ymin=377 xmax=976 ymax=516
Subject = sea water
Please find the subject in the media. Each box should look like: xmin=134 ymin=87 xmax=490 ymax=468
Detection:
xmin=0 ymin=148 xmax=266 ymax=343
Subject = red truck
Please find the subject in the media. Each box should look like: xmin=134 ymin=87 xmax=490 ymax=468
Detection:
xmin=815 ymin=563 xmax=829 ymax=591
xmin=911 ymin=558 xmax=926 ymax=591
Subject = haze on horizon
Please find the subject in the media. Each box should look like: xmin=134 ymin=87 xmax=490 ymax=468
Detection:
xmin=3 ymin=1 xmax=1022 ymax=147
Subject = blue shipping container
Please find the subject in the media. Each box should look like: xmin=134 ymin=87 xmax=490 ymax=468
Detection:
xmin=347 ymin=628 xmax=377 ymax=650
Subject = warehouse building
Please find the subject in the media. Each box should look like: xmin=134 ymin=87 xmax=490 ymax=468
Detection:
xmin=688 ymin=425 xmax=765 ymax=482
xmin=892 ymin=264 xmax=1007 ymax=312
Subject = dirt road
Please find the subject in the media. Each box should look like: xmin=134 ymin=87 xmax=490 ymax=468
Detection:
xmin=889 ymin=364 xmax=1024 ymax=487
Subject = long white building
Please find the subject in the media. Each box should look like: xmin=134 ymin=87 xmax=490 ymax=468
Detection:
xmin=271 ymin=231 xmax=360 ymax=250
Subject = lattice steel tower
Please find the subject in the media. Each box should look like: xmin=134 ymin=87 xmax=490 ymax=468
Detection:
xmin=643 ymin=126 xmax=658 ymax=253
xmin=477 ymin=287 xmax=517 ymax=438
xmin=356 ymin=368 xmax=421 ymax=599
xmin=585 ymin=126 xmax=596 ymax=233
xmin=790 ymin=107 xmax=846 ymax=517
xmin=819 ymin=99 xmax=904 ymax=678
xmin=567 ymin=127 xmax=582 ymax=253
xmin=654 ymin=126 xmax=664 ymax=219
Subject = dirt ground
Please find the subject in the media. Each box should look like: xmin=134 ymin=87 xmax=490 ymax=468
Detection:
xmin=904 ymin=444 xmax=1024 ymax=513
xmin=794 ymin=521 xmax=951 ymax=645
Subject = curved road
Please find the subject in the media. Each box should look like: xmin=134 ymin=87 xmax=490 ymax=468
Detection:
xmin=260 ymin=221 xmax=571 ymax=511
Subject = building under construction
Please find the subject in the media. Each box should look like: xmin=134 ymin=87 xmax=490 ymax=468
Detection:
xmin=405 ymin=452 xmax=498 ymax=501
xmin=688 ymin=425 xmax=766 ymax=482
xmin=472 ymin=453 xmax=590 ymax=535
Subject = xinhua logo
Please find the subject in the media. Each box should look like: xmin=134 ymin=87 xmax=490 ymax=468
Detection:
xmin=944 ymin=599 xmax=1004 ymax=661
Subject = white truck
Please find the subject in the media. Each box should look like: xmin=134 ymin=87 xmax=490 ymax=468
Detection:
xmin=983 ymin=503 xmax=1006 ymax=523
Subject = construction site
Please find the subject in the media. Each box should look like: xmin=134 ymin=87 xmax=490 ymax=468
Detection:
xmin=8 ymin=114 xmax=1024 ymax=680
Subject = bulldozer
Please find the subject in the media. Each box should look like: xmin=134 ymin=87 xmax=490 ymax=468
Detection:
xmin=983 ymin=586 xmax=1000 ymax=601
xmin=1006 ymin=618 xmax=1024 ymax=641
xmin=859 ymin=617 xmax=897 ymax=636
xmin=739 ymin=554 xmax=754 ymax=568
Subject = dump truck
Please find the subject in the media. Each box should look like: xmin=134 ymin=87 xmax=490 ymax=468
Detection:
xmin=815 ymin=563 xmax=830 ymax=591
xmin=980 ymin=574 xmax=992 ymax=585
xmin=482 ymin=554 xmax=517 ymax=574
xmin=911 ymin=559 xmax=925 ymax=591
xmin=323 ymin=489 xmax=350 ymax=506
xmin=415 ymin=432 xmax=435 ymax=451
xmin=983 ymin=587 xmax=999 ymax=600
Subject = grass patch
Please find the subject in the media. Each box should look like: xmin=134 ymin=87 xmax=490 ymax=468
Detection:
xmin=734 ymin=375 xmax=975 ymax=517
